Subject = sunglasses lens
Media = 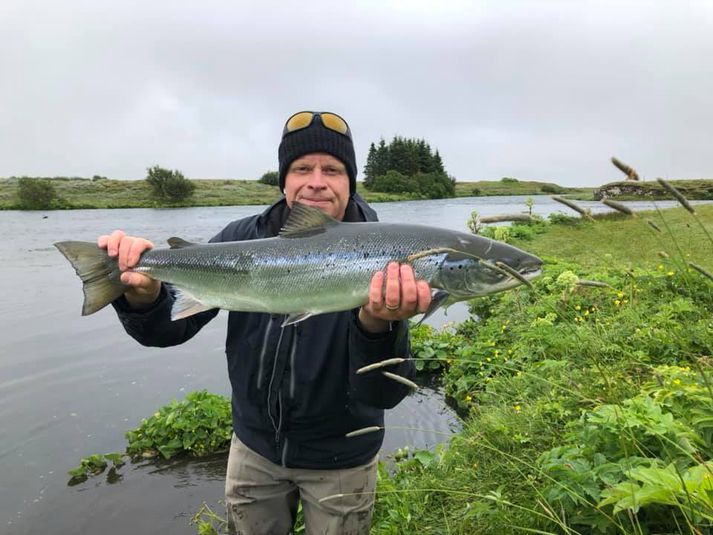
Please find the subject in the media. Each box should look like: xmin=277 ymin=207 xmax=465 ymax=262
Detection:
xmin=320 ymin=113 xmax=349 ymax=135
xmin=285 ymin=112 xmax=315 ymax=132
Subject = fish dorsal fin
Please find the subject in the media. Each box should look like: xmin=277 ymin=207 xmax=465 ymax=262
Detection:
xmin=279 ymin=202 xmax=340 ymax=239
xmin=167 ymin=237 xmax=198 ymax=249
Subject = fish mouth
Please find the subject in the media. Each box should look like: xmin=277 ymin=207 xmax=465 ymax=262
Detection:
xmin=483 ymin=257 xmax=543 ymax=286
xmin=518 ymin=262 xmax=543 ymax=280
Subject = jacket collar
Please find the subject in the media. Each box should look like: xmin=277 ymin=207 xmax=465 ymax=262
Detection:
xmin=257 ymin=194 xmax=378 ymax=238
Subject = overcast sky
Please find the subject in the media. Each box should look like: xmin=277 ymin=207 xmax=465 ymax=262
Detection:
xmin=1 ymin=1 xmax=711 ymax=187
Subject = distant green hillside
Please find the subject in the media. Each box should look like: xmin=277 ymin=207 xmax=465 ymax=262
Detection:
xmin=455 ymin=178 xmax=593 ymax=198
xmin=0 ymin=176 xmax=589 ymax=210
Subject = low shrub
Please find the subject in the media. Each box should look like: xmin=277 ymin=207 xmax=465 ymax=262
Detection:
xmin=126 ymin=390 xmax=232 ymax=459
xmin=17 ymin=177 xmax=60 ymax=209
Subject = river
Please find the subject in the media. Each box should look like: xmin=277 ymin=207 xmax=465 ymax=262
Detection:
xmin=0 ymin=195 xmax=701 ymax=534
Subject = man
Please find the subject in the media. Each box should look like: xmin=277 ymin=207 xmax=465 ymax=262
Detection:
xmin=99 ymin=111 xmax=431 ymax=534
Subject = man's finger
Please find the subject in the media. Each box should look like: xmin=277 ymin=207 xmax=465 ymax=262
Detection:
xmin=118 ymin=237 xmax=133 ymax=272
xmin=416 ymin=280 xmax=432 ymax=314
xmin=107 ymin=230 xmax=125 ymax=256
xmin=127 ymin=238 xmax=152 ymax=269
xmin=121 ymin=271 xmax=152 ymax=289
xmin=399 ymin=265 xmax=418 ymax=312
xmin=384 ymin=262 xmax=401 ymax=310
xmin=368 ymin=271 xmax=385 ymax=309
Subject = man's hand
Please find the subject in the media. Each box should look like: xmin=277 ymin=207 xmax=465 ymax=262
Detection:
xmin=358 ymin=262 xmax=432 ymax=333
xmin=97 ymin=230 xmax=161 ymax=309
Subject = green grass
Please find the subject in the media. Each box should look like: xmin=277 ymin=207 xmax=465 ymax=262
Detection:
xmin=372 ymin=202 xmax=713 ymax=534
xmin=512 ymin=204 xmax=713 ymax=270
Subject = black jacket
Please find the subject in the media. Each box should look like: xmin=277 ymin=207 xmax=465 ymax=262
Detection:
xmin=113 ymin=195 xmax=415 ymax=469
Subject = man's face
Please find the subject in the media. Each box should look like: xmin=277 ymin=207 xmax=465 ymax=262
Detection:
xmin=284 ymin=153 xmax=350 ymax=220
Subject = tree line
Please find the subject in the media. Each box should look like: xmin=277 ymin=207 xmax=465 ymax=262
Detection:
xmin=14 ymin=135 xmax=455 ymax=209
xmin=363 ymin=137 xmax=454 ymax=198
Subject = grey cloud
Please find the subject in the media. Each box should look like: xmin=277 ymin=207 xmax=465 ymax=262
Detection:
xmin=1 ymin=0 xmax=711 ymax=185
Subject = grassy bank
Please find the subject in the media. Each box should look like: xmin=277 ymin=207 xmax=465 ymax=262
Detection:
xmin=372 ymin=203 xmax=713 ymax=534
xmin=596 ymin=179 xmax=713 ymax=201
xmin=0 ymin=176 xmax=589 ymax=210
xmin=454 ymin=179 xmax=594 ymax=198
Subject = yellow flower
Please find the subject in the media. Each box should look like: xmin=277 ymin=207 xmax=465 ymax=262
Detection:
xmin=673 ymin=379 xmax=681 ymax=385
xmin=614 ymin=300 xmax=621 ymax=306
xmin=465 ymin=395 xmax=472 ymax=402
xmin=575 ymin=305 xmax=581 ymax=310
xmin=486 ymin=357 xmax=492 ymax=362
xmin=514 ymin=405 xmax=521 ymax=412
xmin=617 ymin=292 xmax=624 ymax=298
xmin=657 ymin=264 xmax=664 ymax=271
xmin=584 ymin=310 xmax=590 ymax=316
xmin=667 ymin=271 xmax=675 ymax=277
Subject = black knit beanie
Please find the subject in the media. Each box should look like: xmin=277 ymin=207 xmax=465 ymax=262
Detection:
xmin=278 ymin=114 xmax=357 ymax=195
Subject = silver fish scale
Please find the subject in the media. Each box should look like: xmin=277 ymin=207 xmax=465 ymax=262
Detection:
xmin=132 ymin=226 xmax=449 ymax=315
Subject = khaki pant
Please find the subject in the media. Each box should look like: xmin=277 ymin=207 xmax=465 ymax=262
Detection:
xmin=225 ymin=434 xmax=378 ymax=535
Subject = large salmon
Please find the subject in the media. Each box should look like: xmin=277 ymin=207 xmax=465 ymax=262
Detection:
xmin=55 ymin=202 xmax=542 ymax=326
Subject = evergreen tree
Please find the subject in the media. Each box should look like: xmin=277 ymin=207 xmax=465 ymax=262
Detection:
xmin=363 ymin=143 xmax=377 ymax=189
xmin=360 ymin=135 xmax=454 ymax=199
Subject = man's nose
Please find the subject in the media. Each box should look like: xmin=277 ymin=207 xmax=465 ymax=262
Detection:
xmin=306 ymin=168 xmax=327 ymax=188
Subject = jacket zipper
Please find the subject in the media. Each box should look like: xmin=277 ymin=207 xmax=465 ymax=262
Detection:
xmin=256 ymin=315 xmax=277 ymax=390
xmin=266 ymin=324 xmax=285 ymax=433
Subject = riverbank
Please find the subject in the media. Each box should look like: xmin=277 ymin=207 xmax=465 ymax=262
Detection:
xmin=594 ymin=179 xmax=713 ymax=201
xmin=0 ymin=176 xmax=592 ymax=210
xmin=370 ymin=203 xmax=713 ymax=534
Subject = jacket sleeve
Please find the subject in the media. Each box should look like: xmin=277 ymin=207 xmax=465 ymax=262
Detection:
xmin=112 ymin=285 xmax=219 ymax=347
xmin=110 ymin=219 xmax=251 ymax=347
xmin=347 ymin=313 xmax=415 ymax=409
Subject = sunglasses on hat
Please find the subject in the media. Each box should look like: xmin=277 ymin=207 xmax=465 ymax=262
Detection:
xmin=283 ymin=111 xmax=352 ymax=139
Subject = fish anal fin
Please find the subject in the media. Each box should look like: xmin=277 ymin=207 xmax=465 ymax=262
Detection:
xmin=282 ymin=312 xmax=313 ymax=327
xmin=171 ymin=289 xmax=213 ymax=320
xmin=279 ymin=202 xmax=340 ymax=239
xmin=167 ymin=237 xmax=198 ymax=249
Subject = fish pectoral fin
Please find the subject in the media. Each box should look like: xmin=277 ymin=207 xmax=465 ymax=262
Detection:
xmin=171 ymin=289 xmax=214 ymax=320
xmin=414 ymin=290 xmax=452 ymax=326
xmin=281 ymin=312 xmax=314 ymax=327
xmin=167 ymin=237 xmax=199 ymax=249
xmin=279 ymin=202 xmax=340 ymax=239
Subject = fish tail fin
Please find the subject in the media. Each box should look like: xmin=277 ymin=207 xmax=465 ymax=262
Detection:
xmin=54 ymin=241 xmax=126 ymax=315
